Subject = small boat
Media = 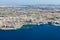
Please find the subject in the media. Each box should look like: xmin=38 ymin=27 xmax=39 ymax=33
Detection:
xmin=52 ymin=21 xmax=60 ymax=26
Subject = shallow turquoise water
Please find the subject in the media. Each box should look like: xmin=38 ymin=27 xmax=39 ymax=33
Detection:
xmin=0 ymin=24 xmax=60 ymax=40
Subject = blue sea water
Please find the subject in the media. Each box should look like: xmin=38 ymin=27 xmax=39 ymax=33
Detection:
xmin=0 ymin=24 xmax=60 ymax=40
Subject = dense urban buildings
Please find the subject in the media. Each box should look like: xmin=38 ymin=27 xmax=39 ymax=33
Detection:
xmin=0 ymin=5 xmax=60 ymax=30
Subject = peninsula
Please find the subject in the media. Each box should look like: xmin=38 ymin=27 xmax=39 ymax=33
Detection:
xmin=0 ymin=5 xmax=60 ymax=30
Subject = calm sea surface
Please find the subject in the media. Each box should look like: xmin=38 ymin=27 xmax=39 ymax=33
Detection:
xmin=0 ymin=24 xmax=60 ymax=40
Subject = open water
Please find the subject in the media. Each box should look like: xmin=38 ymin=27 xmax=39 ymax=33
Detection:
xmin=0 ymin=24 xmax=60 ymax=40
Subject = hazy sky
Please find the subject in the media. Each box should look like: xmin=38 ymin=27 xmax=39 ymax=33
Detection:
xmin=0 ymin=0 xmax=60 ymax=5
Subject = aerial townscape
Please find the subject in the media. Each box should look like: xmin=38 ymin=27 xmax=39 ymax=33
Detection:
xmin=0 ymin=5 xmax=60 ymax=30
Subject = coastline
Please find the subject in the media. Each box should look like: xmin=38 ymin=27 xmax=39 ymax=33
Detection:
xmin=0 ymin=22 xmax=60 ymax=30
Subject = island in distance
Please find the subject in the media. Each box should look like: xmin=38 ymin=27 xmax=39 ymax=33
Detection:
xmin=0 ymin=5 xmax=60 ymax=30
